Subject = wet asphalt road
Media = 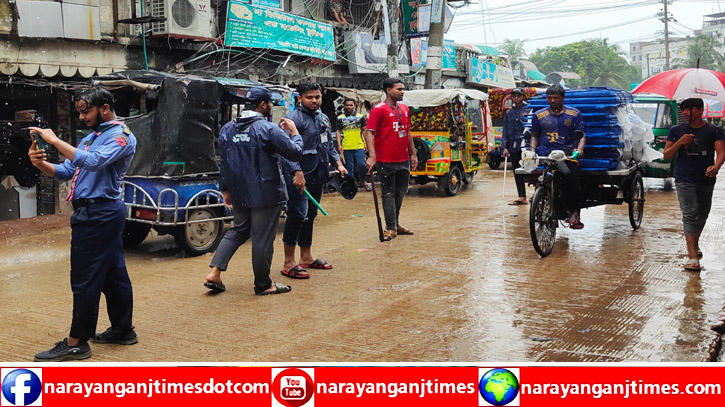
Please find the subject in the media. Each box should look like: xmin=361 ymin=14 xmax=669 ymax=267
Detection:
xmin=1 ymin=168 xmax=724 ymax=362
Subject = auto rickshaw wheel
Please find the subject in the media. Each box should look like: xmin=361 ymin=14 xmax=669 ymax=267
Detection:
xmin=462 ymin=170 xmax=475 ymax=184
xmin=440 ymin=165 xmax=463 ymax=196
xmin=122 ymin=221 xmax=151 ymax=248
xmin=628 ymin=172 xmax=645 ymax=230
xmin=174 ymin=208 xmax=224 ymax=256
xmin=530 ymin=186 xmax=556 ymax=257
xmin=488 ymin=155 xmax=501 ymax=169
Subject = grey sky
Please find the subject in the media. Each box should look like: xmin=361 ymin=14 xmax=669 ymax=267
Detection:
xmin=446 ymin=0 xmax=724 ymax=56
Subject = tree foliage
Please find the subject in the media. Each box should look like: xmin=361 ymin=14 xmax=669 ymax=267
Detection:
xmin=673 ymin=33 xmax=725 ymax=70
xmin=498 ymin=38 xmax=527 ymax=61
xmin=529 ymin=39 xmax=641 ymax=88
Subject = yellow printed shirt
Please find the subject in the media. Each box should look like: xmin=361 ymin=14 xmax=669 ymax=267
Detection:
xmin=337 ymin=113 xmax=366 ymax=150
xmin=531 ymin=106 xmax=585 ymax=155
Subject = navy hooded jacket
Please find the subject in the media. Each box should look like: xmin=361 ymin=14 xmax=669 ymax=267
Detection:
xmin=280 ymin=105 xmax=341 ymax=185
xmin=218 ymin=112 xmax=304 ymax=209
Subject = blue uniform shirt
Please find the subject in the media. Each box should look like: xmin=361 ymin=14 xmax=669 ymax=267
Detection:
xmin=280 ymin=106 xmax=341 ymax=185
xmin=53 ymin=120 xmax=137 ymax=200
xmin=531 ymin=105 xmax=585 ymax=155
xmin=501 ymin=102 xmax=529 ymax=152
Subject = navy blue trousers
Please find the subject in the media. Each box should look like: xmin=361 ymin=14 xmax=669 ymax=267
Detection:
xmin=69 ymin=200 xmax=133 ymax=342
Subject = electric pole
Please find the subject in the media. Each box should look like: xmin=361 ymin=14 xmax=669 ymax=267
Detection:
xmin=662 ymin=0 xmax=671 ymax=71
xmin=386 ymin=0 xmax=399 ymax=76
xmin=424 ymin=0 xmax=446 ymax=89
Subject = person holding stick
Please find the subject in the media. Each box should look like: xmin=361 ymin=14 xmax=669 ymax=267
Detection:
xmin=280 ymin=83 xmax=347 ymax=278
xmin=364 ymin=78 xmax=418 ymax=241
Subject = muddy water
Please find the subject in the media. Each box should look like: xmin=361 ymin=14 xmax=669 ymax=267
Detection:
xmin=1 ymin=169 xmax=723 ymax=362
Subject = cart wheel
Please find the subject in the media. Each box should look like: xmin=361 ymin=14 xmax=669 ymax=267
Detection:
xmin=530 ymin=186 xmax=556 ymax=257
xmin=488 ymin=155 xmax=501 ymax=169
xmin=174 ymin=208 xmax=224 ymax=256
xmin=440 ymin=165 xmax=463 ymax=196
xmin=122 ymin=221 xmax=151 ymax=248
xmin=628 ymin=172 xmax=645 ymax=230
xmin=462 ymin=170 xmax=475 ymax=184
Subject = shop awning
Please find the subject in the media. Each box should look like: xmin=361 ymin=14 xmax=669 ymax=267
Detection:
xmin=527 ymin=70 xmax=547 ymax=81
xmin=0 ymin=40 xmax=127 ymax=78
xmin=475 ymin=45 xmax=501 ymax=56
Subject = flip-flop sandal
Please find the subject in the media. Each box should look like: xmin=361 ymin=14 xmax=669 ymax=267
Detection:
xmin=256 ymin=282 xmax=292 ymax=296
xmin=281 ymin=265 xmax=310 ymax=279
xmin=204 ymin=281 xmax=226 ymax=292
xmin=299 ymin=259 xmax=333 ymax=269
xmin=508 ymin=200 xmax=527 ymax=205
xmin=396 ymin=226 xmax=414 ymax=235
xmin=684 ymin=258 xmax=701 ymax=272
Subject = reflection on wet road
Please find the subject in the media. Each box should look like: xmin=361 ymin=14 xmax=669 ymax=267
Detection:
xmin=0 ymin=169 xmax=723 ymax=362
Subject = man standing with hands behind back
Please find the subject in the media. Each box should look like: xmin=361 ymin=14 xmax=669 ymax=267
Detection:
xmin=365 ymin=78 xmax=418 ymax=241
xmin=27 ymin=87 xmax=137 ymax=361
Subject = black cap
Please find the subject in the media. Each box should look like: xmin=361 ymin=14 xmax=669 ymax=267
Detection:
xmin=511 ymin=87 xmax=524 ymax=95
xmin=242 ymin=86 xmax=273 ymax=103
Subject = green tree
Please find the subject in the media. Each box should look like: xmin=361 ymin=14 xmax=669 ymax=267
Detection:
xmin=673 ymin=33 xmax=725 ymax=70
xmin=529 ymin=39 xmax=640 ymax=88
xmin=498 ymin=38 xmax=527 ymax=61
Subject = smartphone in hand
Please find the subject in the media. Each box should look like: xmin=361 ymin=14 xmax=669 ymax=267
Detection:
xmin=31 ymin=132 xmax=51 ymax=151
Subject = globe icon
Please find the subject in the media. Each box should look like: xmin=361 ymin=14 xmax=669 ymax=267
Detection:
xmin=479 ymin=368 xmax=519 ymax=406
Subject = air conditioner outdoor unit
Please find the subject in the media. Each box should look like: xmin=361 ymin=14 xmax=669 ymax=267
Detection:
xmin=148 ymin=0 xmax=214 ymax=40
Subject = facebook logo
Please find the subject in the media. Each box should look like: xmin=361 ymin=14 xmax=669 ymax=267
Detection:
xmin=1 ymin=369 xmax=42 ymax=406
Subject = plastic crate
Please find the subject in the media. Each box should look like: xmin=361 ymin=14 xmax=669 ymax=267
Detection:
xmin=578 ymin=158 xmax=619 ymax=170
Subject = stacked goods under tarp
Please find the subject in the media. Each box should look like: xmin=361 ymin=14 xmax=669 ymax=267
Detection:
xmin=526 ymin=87 xmax=661 ymax=170
xmin=92 ymin=71 xmax=223 ymax=177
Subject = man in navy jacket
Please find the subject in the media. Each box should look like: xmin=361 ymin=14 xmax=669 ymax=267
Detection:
xmin=204 ymin=86 xmax=303 ymax=295
xmin=279 ymin=83 xmax=347 ymax=278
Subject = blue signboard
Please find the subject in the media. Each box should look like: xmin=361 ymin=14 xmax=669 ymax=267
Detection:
xmin=224 ymin=1 xmax=336 ymax=62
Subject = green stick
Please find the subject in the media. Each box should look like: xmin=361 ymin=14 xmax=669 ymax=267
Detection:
xmin=304 ymin=189 xmax=328 ymax=216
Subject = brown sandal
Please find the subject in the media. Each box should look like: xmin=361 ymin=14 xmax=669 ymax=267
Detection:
xmin=382 ymin=229 xmax=397 ymax=241
xmin=396 ymin=225 xmax=414 ymax=235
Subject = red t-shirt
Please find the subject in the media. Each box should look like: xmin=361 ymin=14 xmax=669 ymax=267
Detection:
xmin=366 ymin=101 xmax=411 ymax=163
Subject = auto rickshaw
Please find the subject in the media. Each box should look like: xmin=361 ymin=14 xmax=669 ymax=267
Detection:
xmin=93 ymin=71 xmax=294 ymax=255
xmin=404 ymin=89 xmax=491 ymax=196
xmin=632 ymin=94 xmax=683 ymax=181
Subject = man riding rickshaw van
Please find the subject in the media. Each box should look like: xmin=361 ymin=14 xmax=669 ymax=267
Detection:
xmin=403 ymin=89 xmax=491 ymax=196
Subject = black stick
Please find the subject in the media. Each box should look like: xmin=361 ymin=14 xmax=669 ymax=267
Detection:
xmin=370 ymin=170 xmax=385 ymax=242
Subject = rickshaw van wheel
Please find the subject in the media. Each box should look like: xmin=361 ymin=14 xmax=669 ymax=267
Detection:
xmin=123 ymin=221 xmax=151 ymax=248
xmin=628 ymin=172 xmax=645 ymax=230
xmin=174 ymin=208 xmax=225 ymax=256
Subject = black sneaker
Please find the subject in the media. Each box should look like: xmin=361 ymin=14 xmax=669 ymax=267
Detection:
xmin=34 ymin=339 xmax=91 ymax=362
xmin=91 ymin=327 xmax=138 ymax=345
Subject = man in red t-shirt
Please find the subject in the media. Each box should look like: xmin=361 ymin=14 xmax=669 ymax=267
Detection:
xmin=364 ymin=78 xmax=418 ymax=241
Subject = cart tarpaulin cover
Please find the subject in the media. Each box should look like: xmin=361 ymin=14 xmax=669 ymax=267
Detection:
xmin=92 ymin=71 xmax=222 ymax=177
xmin=402 ymin=89 xmax=488 ymax=108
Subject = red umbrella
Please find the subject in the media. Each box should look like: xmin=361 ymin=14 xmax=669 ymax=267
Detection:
xmin=632 ymin=68 xmax=725 ymax=103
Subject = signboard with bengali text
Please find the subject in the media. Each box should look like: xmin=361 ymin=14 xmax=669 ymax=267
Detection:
xmin=224 ymin=1 xmax=336 ymax=62
xmin=466 ymin=56 xmax=516 ymax=88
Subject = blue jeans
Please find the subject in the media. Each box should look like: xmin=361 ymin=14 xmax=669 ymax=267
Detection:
xmin=344 ymin=149 xmax=367 ymax=185
xmin=676 ymin=182 xmax=715 ymax=236
xmin=283 ymin=180 xmax=324 ymax=247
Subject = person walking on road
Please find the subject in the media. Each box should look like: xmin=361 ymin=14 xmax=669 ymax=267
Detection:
xmin=364 ymin=78 xmax=418 ymax=241
xmin=204 ymin=86 xmax=303 ymax=295
xmin=280 ymin=83 xmax=347 ymax=278
xmin=336 ymin=98 xmax=371 ymax=191
xmin=502 ymin=88 xmax=530 ymax=205
xmin=27 ymin=87 xmax=137 ymax=361
xmin=663 ymin=98 xmax=725 ymax=272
